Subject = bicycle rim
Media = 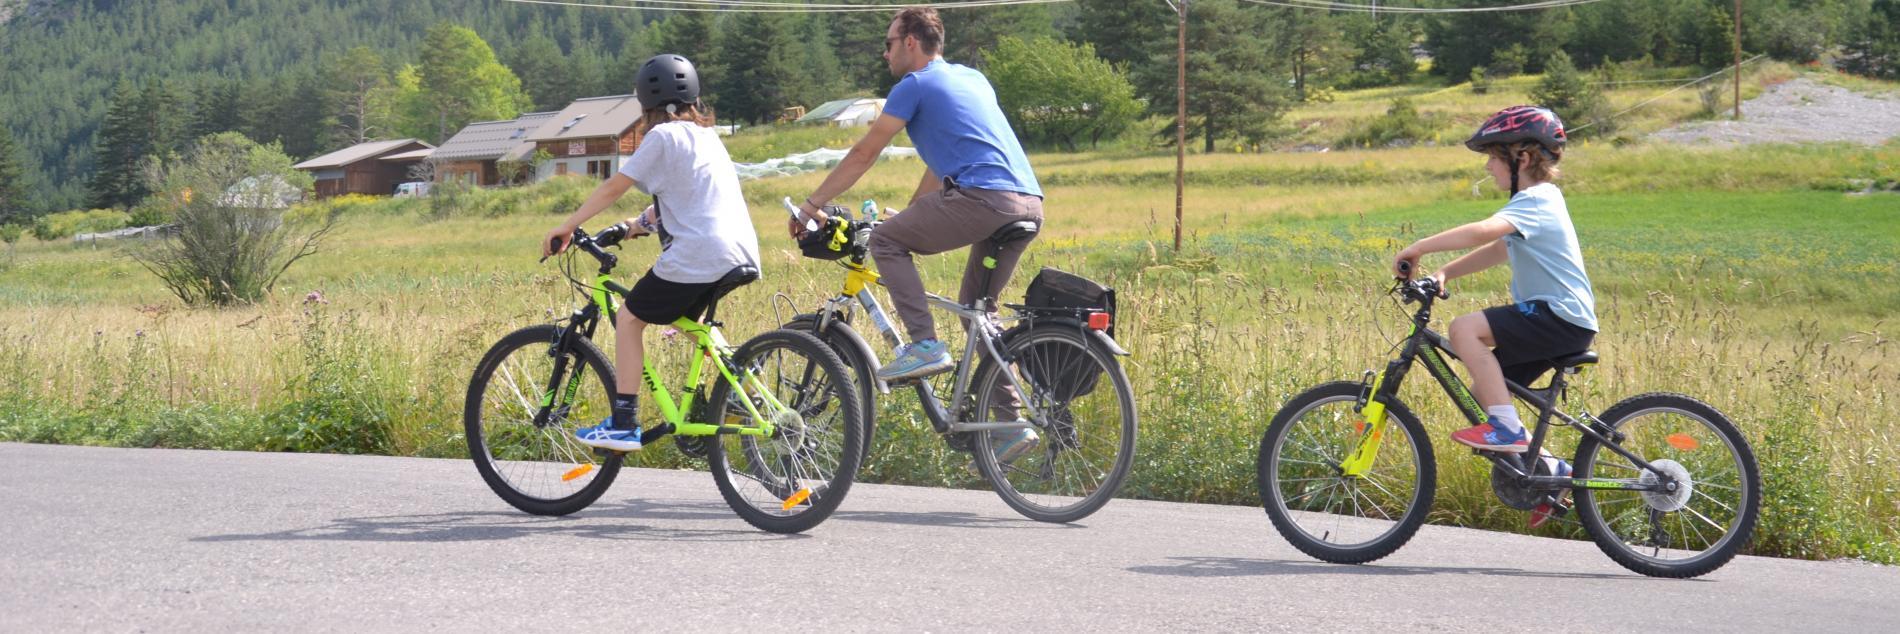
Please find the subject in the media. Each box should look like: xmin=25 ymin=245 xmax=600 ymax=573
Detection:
xmin=1265 ymin=391 xmax=1426 ymax=552
xmin=467 ymin=327 xmax=619 ymax=510
xmin=709 ymin=331 xmax=861 ymax=531
xmin=1577 ymin=400 xmax=1756 ymax=573
xmin=973 ymin=328 xmax=1136 ymax=522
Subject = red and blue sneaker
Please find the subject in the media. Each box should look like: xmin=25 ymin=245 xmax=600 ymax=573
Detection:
xmin=1450 ymin=418 xmax=1529 ymax=453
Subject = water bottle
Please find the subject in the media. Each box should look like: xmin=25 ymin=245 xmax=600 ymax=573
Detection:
xmin=861 ymin=199 xmax=879 ymax=222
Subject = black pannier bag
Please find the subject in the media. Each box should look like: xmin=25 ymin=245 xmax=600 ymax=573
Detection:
xmin=1020 ymin=267 xmax=1117 ymax=401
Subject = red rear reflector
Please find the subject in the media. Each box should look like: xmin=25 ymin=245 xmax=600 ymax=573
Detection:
xmin=1087 ymin=312 xmax=1111 ymax=330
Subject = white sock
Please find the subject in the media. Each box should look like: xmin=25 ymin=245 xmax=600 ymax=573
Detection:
xmin=1486 ymin=405 xmax=1524 ymax=434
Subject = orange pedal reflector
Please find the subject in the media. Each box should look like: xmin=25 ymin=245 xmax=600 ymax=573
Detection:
xmin=780 ymin=488 xmax=813 ymax=510
xmin=1666 ymin=433 xmax=1700 ymax=451
xmin=561 ymin=464 xmax=595 ymax=481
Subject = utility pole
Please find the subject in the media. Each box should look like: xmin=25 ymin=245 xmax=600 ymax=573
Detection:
xmin=1170 ymin=0 xmax=1188 ymax=252
xmin=1733 ymin=0 xmax=1743 ymax=120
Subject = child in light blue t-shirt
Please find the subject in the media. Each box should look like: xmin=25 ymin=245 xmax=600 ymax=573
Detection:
xmin=1395 ymin=106 xmax=1597 ymax=457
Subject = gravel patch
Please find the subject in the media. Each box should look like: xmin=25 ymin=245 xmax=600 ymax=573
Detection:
xmin=1651 ymin=78 xmax=1900 ymax=147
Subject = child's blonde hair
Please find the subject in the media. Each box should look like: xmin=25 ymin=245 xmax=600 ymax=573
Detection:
xmin=1486 ymin=141 xmax=1561 ymax=183
xmin=631 ymin=102 xmax=716 ymax=150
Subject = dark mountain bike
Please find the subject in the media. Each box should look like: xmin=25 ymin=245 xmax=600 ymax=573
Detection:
xmin=1255 ymin=265 xmax=1760 ymax=578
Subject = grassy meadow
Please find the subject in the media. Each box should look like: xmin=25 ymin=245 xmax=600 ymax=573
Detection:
xmin=2 ymin=69 xmax=1897 ymax=564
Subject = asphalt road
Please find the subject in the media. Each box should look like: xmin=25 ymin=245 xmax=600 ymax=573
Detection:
xmin=3 ymin=443 xmax=1895 ymax=632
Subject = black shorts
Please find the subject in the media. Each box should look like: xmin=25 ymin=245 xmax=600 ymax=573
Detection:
xmin=1482 ymin=300 xmax=1597 ymax=386
xmin=623 ymin=270 xmax=720 ymax=325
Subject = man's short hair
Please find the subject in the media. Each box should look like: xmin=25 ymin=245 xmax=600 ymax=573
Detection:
xmin=894 ymin=7 xmax=944 ymax=55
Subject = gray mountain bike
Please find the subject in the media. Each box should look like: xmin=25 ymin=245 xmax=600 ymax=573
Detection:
xmin=780 ymin=199 xmax=1138 ymax=523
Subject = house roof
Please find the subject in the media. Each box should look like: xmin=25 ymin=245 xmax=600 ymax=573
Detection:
xmin=527 ymin=95 xmax=644 ymax=143
xmin=380 ymin=148 xmax=435 ymax=161
xmin=798 ymin=98 xmax=880 ymax=123
xmin=433 ymin=111 xmax=557 ymax=162
xmin=293 ymin=139 xmax=433 ymax=170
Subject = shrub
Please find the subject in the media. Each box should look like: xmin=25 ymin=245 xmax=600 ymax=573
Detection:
xmin=984 ymin=36 xmax=1142 ymax=150
xmin=1530 ymin=51 xmax=1615 ymax=137
xmin=28 ymin=208 xmax=133 ymax=241
xmin=1336 ymin=98 xmax=1438 ymax=148
xmin=131 ymin=132 xmax=328 ymax=306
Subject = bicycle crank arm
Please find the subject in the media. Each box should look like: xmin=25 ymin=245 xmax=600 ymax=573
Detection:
xmin=945 ymin=420 xmax=1036 ymax=433
xmin=1518 ymin=475 xmax=1668 ymax=492
xmin=674 ymin=422 xmax=774 ymax=438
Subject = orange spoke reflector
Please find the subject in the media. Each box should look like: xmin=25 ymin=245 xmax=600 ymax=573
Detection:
xmin=781 ymin=488 xmax=813 ymax=510
xmin=1666 ymin=433 xmax=1700 ymax=451
xmin=561 ymin=464 xmax=595 ymax=481
xmin=1355 ymin=421 xmax=1368 ymax=434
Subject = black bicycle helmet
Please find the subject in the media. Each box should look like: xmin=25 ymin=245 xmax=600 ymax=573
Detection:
xmin=635 ymin=54 xmax=700 ymax=110
xmin=1465 ymin=105 xmax=1566 ymax=159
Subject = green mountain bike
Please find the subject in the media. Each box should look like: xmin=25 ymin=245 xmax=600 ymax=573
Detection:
xmin=1255 ymin=267 xmax=1760 ymax=578
xmin=464 ymin=224 xmax=863 ymax=534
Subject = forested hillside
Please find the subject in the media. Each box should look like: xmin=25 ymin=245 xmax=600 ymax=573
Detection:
xmin=0 ymin=0 xmax=1894 ymax=215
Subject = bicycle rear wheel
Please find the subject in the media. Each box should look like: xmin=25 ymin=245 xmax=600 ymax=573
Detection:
xmin=707 ymin=329 xmax=864 ymax=534
xmin=1573 ymin=392 xmax=1760 ymax=578
xmin=1257 ymin=381 xmax=1434 ymax=564
xmin=971 ymin=327 xmax=1137 ymax=523
xmin=464 ymin=324 xmax=622 ymax=516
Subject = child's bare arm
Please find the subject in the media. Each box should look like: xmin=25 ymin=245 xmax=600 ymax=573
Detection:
xmin=543 ymin=173 xmax=637 ymax=256
xmin=1393 ymin=217 xmax=1516 ymax=276
xmin=1436 ymin=239 xmax=1507 ymax=281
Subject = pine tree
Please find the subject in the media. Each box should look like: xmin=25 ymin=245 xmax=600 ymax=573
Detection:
xmin=324 ymin=46 xmax=392 ymax=147
xmin=509 ymin=33 xmax=573 ymax=111
xmin=1075 ymin=0 xmax=1170 ymax=72
xmin=87 ymin=81 xmax=153 ymax=209
xmin=1278 ymin=8 xmax=1356 ymax=101
xmin=190 ymin=79 xmax=244 ymax=143
xmin=1133 ymin=0 xmax=1291 ymax=152
xmin=716 ymin=12 xmax=805 ymax=124
xmin=0 ymin=125 xmax=32 ymax=224
xmin=942 ymin=5 xmax=1056 ymax=67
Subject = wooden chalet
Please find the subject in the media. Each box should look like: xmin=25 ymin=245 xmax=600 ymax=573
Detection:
xmin=525 ymin=95 xmax=645 ymax=182
xmin=292 ymin=139 xmax=434 ymax=198
xmin=432 ymin=111 xmax=556 ymax=186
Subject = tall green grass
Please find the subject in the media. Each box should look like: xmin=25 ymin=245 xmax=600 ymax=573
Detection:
xmin=1 ymin=116 xmax=1896 ymax=564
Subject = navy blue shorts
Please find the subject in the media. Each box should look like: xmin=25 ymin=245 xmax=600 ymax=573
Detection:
xmin=1481 ymin=300 xmax=1596 ymax=386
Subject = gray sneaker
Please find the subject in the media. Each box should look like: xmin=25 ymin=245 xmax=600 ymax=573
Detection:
xmin=967 ymin=425 xmax=1040 ymax=477
xmin=877 ymin=339 xmax=954 ymax=381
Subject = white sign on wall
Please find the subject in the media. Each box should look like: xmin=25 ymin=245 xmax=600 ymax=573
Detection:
xmin=568 ymin=141 xmax=585 ymax=156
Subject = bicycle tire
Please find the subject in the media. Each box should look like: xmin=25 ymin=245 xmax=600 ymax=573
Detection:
xmin=1573 ymin=392 xmax=1761 ymax=578
xmin=970 ymin=326 xmax=1137 ymax=523
xmin=707 ymin=329 xmax=864 ymax=534
xmin=464 ymin=324 xmax=624 ymax=516
xmin=1257 ymin=381 xmax=1435 ymax=564
xmin=785 ymin=315 xmax=878 ymax=468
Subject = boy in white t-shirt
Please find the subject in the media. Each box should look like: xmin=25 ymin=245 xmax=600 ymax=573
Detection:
xmin=540 ymin=54 xmax=761 ymax=452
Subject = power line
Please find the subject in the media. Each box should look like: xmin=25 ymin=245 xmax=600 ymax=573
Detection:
xmin=1570 ymin=53 xmax=1765 ymax=132
xmin=1237 ymin=0 xmax=1609 ymax=13
xmin=500 ymin=0 xmax=1074 ymax=13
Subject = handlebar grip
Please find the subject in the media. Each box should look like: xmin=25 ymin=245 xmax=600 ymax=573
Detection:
xmin=1395 ymin=260 xmax=1413 ymax=277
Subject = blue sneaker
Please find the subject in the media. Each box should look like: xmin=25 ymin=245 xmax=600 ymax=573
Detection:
xmin=574 ymin=417 xmax=642 ymax=452
xmin=877 ymin=339 xmax=953 ymax=381
xmin=1450 ymin=417 xmax=1529 ymax=453
xmin=966 ymin=424 xmax=1040 ymax=477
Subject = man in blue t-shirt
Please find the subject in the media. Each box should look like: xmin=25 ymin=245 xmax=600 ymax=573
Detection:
xmin=793 ymin=7 xmax=1044 ymax=386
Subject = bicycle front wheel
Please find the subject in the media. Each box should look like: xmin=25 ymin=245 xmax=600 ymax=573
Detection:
xmin=464 ymin=324 xmax=622 ymax=516
xmin=1257 ymin=381 xmax=1434 ymax=564
xmin=707 ymin=329 xmax=864 ymax=534
xmin=1573 ymin=392 xmax=1760 ymax=578
xmin=971 ymin=327 xmax=1137 ymax=523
